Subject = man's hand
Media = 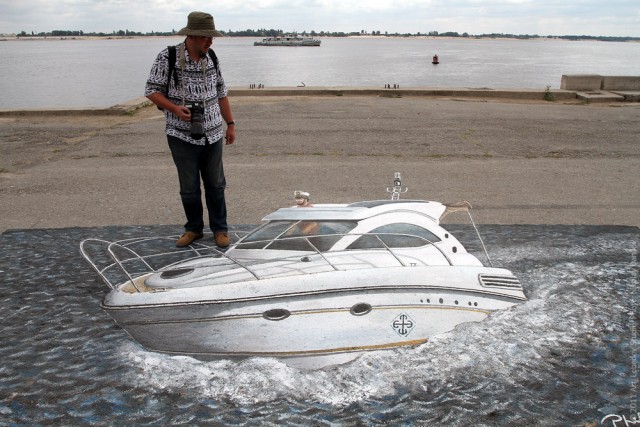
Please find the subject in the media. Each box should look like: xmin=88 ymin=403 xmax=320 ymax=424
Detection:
xmin=146 ymin=93 xmax=191 ymax=122
xmin=225 ymin=125 xmax=236 ymax=145
xmin=173 ymin=105 xmax=191 ymax=122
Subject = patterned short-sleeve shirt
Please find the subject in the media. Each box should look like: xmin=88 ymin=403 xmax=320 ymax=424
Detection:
xmin=145 ymin=43 xmax=228 ymax=145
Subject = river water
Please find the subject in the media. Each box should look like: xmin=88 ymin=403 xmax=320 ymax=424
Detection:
xmin=1 ymin=36 xmax=639 ymax=109
xmin=0 ymin=224 xmax=638 ymax=426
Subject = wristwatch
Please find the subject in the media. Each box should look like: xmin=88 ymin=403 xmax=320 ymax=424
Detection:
xmin=227 ymin=121 xmax=235 ymax=126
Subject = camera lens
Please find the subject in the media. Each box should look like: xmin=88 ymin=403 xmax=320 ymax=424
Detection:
xmin=189 ymin=103 xmax=205 ymax=140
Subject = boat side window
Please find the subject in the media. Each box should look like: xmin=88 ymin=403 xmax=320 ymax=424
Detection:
xmin=267 ymin=221 xmax=357 ymax=251
xmin=236 ymin=221 xmax=295 ymax=249
xmin=267 ymin=236 xmax=315 ymax=251
xmin=346 ymin=223 xmax=441 ymax=250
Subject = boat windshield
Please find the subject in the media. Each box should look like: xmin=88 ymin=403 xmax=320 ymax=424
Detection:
xmin=236 ymin=220 xmax=358 ymax=251
xmin=346 ymin=223 xmax=441 ymax=249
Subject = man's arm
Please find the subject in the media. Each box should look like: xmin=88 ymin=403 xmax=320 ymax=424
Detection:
xmin=218 ymin=96 xmax=236 ymax=145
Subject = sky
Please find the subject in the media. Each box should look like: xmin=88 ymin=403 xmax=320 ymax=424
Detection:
xmin=1 ymin=0 xmax=639 ymax=37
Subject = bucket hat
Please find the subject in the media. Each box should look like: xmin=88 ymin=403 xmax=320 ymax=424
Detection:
xmin=176 ymin=11 xmax=223 ymax=37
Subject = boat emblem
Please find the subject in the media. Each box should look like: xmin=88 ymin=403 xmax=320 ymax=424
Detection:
xmin=391 ymin=313 xmax=415 ymax=337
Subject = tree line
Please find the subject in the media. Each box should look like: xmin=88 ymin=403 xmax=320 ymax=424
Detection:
xmin=14 ymin=29 xmax=639 ymax=42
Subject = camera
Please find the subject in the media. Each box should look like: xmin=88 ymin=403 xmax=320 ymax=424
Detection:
xmin=186 ymin=101 xmax=205 ymax=140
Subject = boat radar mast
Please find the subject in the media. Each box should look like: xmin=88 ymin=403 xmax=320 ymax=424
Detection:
xmin=387 ymin=172 xmax=408 ymax=200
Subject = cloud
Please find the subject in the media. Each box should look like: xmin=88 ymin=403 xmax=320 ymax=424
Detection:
xmin=1 ymin=0 xmax=639 ymax=36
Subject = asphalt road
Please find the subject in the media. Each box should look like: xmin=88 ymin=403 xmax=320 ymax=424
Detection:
xmin=1 ymin=95 xmax=639 ymax=233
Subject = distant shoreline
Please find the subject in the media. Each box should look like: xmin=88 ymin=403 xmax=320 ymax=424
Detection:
xmin=1 ymin=35 xmax=639 ymax=43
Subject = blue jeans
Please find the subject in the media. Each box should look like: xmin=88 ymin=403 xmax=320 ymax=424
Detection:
xmin=168 ymin=136 xmax=227 ymax=234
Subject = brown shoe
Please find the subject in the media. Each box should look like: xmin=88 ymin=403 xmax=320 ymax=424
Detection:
xmin=214 ymin=231 xmax=230 ymax=248
xmin=176 ymin=231 xmax=203 ymax=247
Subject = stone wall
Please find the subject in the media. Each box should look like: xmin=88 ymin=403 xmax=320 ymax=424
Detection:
xmin=561 ymin=74 xmax=640 ymax=91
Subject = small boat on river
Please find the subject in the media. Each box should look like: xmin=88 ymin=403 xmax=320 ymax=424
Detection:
xmin=254 ymin=34 xmax=321 ymax=46
xmin=81 ymin=174 xmax=525 ymax=369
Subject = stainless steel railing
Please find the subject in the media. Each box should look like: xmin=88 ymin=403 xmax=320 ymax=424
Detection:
xmin=81 ymin=232 xmax=455 ymax=293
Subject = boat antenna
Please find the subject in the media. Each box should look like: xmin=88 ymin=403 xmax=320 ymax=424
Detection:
xmin=387 ymin=172 xmax=408 ymax=200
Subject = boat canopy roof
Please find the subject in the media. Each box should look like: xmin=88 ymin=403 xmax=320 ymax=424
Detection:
xmin=262 ymin=200 xmax=447 ymax=223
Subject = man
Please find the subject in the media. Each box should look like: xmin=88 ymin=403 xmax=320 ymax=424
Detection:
xmin=145 ymin=11 xmax=236 ymax=248
xmin=294 ymin=191 xmax=313 ymax=207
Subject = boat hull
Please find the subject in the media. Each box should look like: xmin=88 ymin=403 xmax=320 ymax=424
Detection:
xmin=254 ymin=41 xmax=321 ymax=46
xmin=253 ymin=35 xmax=321 ymax=47
xmin=103 ymin=268 xmax=524 ymax=368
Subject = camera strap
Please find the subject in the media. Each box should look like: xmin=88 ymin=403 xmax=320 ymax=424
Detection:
xmin=179 ymin=43 xmax=208 ymax=109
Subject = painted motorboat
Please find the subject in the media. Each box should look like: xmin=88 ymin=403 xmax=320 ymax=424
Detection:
xmin=254 ymin=34 xmax=321 ymax=46
xmin=81 ymin=174 xmax=525 ymax=369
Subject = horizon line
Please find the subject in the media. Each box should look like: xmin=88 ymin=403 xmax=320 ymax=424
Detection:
xmin=4 ymin=31 xmax=639 ymax=40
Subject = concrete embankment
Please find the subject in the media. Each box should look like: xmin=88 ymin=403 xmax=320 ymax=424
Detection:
xmin=2 ymin=78 xmax=639 ymax=118
xmin=561 ymin=74 xmax=640 ymax=102
xmin=0 ymin=86 xmax=580 ymax=117
xmin=229 ymin=86 xmax=579 ymax=100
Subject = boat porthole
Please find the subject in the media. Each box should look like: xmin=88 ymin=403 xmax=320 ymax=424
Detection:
xmin=439 ymin=298 xmax=444 ymax=304
xmin=474 ymin=302 xmax=478 ymax=307
xmin=445 ymin=233 xmax=449 ymax=238
xmin=468 ymin=302 xmax=472 ymax=306
xmin=427 ymin=299 xmax=431 ymax=303
xmin=455 ymin=300 xmax=459 ymax=305
xmin=350 ymin=302 xmax=372 ymax=316
xmin=263 ymin=308 xmax=290 ymax=321
xmin=452 ymin=246 xmax=457 ymax=253
xmin=300 ymin=256 xmax=312 ymax=262
xmin=160 ymin=268 xmax=194 ymax=279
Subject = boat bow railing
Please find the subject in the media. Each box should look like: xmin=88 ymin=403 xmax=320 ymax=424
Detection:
xmin=80 ymin=232 xmax=249 ymax=291
xmin=81 ymin=231 xmax=454 ymax=292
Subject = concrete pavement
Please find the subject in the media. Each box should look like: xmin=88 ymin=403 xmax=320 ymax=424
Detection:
xmin=0 ymin=93 xmax=639 ymax=233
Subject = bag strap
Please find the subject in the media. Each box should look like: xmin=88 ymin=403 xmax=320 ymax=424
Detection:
xmin=208 ymin=48 xmax=218 ymax=71
xmin=167 ymin=45 xmax=178 ymax=90
xmin=160 ymin=45 xmax=218 ymax=109
xmin=168 ymin=44 xmax=218 ymax=94
xmin=157 ymin=45 xmax=178 ymax=110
